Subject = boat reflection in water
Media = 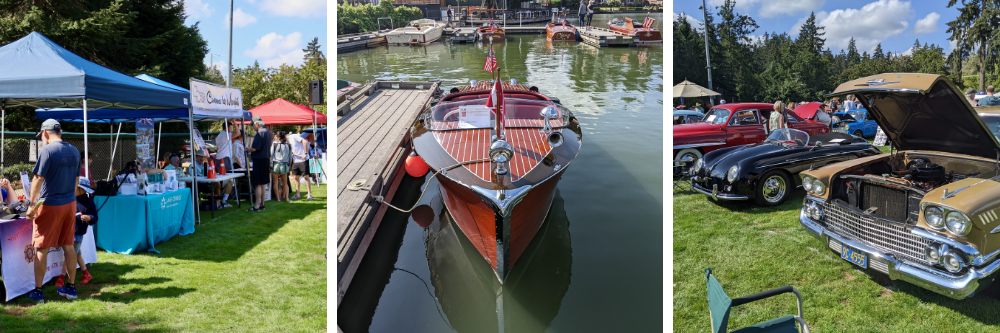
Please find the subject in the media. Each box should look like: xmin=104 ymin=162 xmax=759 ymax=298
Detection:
xmin=422 ymin=187 xmax=572 ymax=333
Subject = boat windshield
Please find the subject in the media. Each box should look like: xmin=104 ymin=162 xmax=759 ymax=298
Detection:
xmin=766 ymin=128 xmax=810 ymax=147
xmin=427 ymin=98 xmax=572 ymax=131
xmin=702 ymin=108 xmax=731 ymax=124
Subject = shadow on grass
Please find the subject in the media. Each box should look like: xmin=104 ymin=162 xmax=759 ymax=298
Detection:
xmin=142 ymin=186 xmax=327 ymax=263
xmin=2 ymin=262 xmax=193 ymax=305
xmin=0 ymin=309 xmax=170 ymax=333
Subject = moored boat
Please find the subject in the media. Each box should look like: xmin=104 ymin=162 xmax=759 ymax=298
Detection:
xmin=546 ymin=20 xmax=577 ymax=41
xmin=411 ymin=69 xmax=581 ymax=282
xmin=385 ymin=19 xmax=445 ymax=45
xmin=607 ymin=17 xmax=661 ymax=45
xmin=476 ymin=22 xmax=506 ymax=44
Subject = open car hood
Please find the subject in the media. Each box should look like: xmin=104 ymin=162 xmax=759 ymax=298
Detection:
xmin=826 ymin=73 xmax=1000 ymax=159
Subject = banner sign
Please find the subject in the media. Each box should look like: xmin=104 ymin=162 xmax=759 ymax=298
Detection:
xmin=189 ymin=79 xmax=243 ymax=118
xmin=1 ymin=219 xmax=97 ymax=301
xmin=136 ymin=118 xmax=155 ymax=170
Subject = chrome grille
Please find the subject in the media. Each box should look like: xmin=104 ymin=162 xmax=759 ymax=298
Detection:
xmin=824 ymin=202 xmax=931 ymax=265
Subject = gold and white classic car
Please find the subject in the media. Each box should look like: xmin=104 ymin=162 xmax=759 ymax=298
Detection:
xmin=799 ymin=73 xmax=1000 ymax=299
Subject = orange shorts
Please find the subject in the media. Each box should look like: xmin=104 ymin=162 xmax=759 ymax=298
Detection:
xmin=32 ymin=201 xmax=77 ymax=248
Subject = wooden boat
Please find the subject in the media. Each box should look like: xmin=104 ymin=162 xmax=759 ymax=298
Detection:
xmin=546 ymin=20 xmax=577 ymax=41
xmin=607 ymin=17 xmax=662 ymax=45
xmin=476 ymin=24 xmax=506 ymax=44
xmin=384 ymin=19 xmax=445 ymax=45
xmin=411 ymin=79 xmax=582 ymax=282
xmin=425 ymin=189 xmax=572 ymax=332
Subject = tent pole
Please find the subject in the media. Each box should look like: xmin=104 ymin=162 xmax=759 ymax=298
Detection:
xmin=107 ymin=122 xmax=122 ymax=180
xmin=1 ymin=102 xmax=5 ymax=177
xmin=83 ymin=99 xmax=89 ymax=176
xmin=189 ymin=108 xmax=200 ymax=224
xmin=156 ymin=122 xmax=162 ymax=167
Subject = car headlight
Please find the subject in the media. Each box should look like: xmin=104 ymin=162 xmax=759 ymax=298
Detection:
xmin=924 ymin=206 xmax=944 ymax=229
xmin=727 ymin=165 xmax=739 ymax=182
xmin=802 ymin=176 xmax=813 ymax=191
xmin=945 ymin=211 xmax=972 ymax=236
xmin=924 ymin=245 xmax=941 ymax=265
xmin=693 ymin=159 xmax=704 ymax=173
xmin=812 ymin=179 xmax=825 ymax=195
xmin=943 ymin=251 xmax=964 ymax=273
xmin=845 ymin=125 xmax=850 ymax=130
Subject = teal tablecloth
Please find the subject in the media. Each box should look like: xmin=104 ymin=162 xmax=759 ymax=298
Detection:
xmin=93 ymin=189 xmax=195 ymax=254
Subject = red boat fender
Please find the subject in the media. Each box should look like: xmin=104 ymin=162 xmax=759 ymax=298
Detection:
xmin=405 ymin=152 xmax=429 ymax=177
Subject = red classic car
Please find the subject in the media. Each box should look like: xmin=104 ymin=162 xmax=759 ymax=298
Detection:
xmin=673 ymin=102 xmax=830 ymax=173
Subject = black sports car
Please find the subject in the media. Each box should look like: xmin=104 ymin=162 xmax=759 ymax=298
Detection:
xmin=688 ymin=129 xmax=882 ymax=206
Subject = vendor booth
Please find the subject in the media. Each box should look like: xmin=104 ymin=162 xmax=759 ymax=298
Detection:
xmin=0 ymin=32 xmax=196 ymax=300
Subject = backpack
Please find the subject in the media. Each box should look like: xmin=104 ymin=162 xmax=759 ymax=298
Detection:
xmin=271 ymin=142 xmax=291 ymax=163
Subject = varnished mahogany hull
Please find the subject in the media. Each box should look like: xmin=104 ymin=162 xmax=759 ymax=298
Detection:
xmin=477 ymin=29 xmax=506 ymax=43
xmin=437 ymin=169 xmax=563 ymax=282
xmin=546 ymin=24 xmax=576 ymax=41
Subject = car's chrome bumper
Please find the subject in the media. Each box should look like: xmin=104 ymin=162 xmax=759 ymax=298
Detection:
xmin=691 ymin=182 xmax=748 ymax=200
xmin=799 ymin=208 xmax=1000 ymax=299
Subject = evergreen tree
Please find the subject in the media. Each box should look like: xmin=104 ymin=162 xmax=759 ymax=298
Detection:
xmin=846 ymin=38 xmax=860 ymax=65
xmin=946 ymin=0 xmax=1000 ymax=90
xmin=303 ymin=37 xmax=326 ymax=66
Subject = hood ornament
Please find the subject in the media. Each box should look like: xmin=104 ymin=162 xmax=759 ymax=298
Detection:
xmin=943 ymin=186 xmax=970 ymax=200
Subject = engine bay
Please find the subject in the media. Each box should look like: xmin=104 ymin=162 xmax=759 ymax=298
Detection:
xmin=834 ymin=153 xmax=996 ymax=193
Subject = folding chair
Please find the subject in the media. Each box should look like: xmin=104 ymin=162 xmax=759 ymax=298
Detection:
xmin=706 ymin=268 xmax=810 ymax=333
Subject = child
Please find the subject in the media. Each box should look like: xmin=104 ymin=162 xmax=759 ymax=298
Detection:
xmin=55 ymin=177 xmax=97 ymax=287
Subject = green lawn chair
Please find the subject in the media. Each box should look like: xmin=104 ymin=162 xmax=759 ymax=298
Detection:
xmin=706 ymin=268 xmax=810 ymax=333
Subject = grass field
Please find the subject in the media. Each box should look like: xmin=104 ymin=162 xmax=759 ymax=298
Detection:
xmin=1 ymin=185 xmax=328 ymax=332
xmin=672 ymin=142 xmax=1000 ymax=332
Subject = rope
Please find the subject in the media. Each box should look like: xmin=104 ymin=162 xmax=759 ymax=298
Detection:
xmin=373 ymin=158 xmax=491 ymax=213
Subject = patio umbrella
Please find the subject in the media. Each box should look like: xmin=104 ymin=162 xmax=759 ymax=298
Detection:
xmin=673 ymin=80 xmax=720 ymax=106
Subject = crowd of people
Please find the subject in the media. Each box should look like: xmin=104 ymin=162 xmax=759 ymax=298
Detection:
xmin=19 ymin=117 xmax=325 ymax=302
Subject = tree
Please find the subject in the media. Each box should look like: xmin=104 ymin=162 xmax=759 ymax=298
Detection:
xmin=946 ymin=0 xmax=1000 ymax=90
xmin=795 ymin=12 xmax=825 ymax=54
xmin=846 ymin=37 xmax=860 ymax=66
xmin=303 ymin=37 xmax=326 ymax=66
xmin=714 ymin=0 xmax=758 ymax=102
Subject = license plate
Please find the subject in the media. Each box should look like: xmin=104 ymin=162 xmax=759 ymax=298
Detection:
xmin=840 ymin=244 xmax=867 ymax=269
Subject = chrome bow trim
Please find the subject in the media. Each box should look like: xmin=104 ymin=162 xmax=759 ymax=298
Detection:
xmin=471 ymin=184 xmax=533 ymax=281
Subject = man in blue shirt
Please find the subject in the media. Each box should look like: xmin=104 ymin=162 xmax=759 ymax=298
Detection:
xmin=978 ymin=85 xmax=1000 ymax=106
xmin=25 ymin=119 xmax=81 ymax=302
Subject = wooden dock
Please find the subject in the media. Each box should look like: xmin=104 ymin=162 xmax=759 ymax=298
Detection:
xmin=579 ymin=27 xmax=634 ymax=47
xmin=337 ymin=30 xmax=389 ymax=53
xmin=336 ymin=80 xmax=440 ymax=306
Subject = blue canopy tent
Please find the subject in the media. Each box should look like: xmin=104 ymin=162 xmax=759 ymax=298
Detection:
xmin=0 ymin=32 xmax=191 ymax=177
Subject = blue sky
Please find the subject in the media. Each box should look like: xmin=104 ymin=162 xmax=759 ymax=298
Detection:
xmin=182 ymin=0 xmax=327 ymax=74
xmin=673 ymin=0 xmax=957 ymax=56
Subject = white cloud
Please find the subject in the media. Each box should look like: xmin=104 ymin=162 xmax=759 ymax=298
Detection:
xmin=673 ymin=11 xmax=703 ymax=31
xmin=244 ymin=32 xmax=305 ymax=67
xmin=794 ymin=0 xmax=911 ymax=53
xmin=225 ymin=8 xmax=258 ymax=28
xmin=709 ymin=0 xmax=824 ymax=18
xmin=184 ymin=0 xmax=213 ymax=20
xmin=260 ymin=0 xmax=326 ymax=18
xmin=913 ymin=12 xmax=939 ymax=34
xmin=901 ymin=46 xmax=915 ymax=56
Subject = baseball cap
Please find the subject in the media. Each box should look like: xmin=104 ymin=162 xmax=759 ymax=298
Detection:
xmin=36 ymin=119 xmax=61 ymax=138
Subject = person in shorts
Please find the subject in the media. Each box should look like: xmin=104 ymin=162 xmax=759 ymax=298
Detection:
xmin=247 ymin=117 xmax=272 ymax=211
xmin=270 ymin=131 xmax=292 ymax=202
xmin=287 ymin=132 xmax=313 ymax=200
xmin=55 ymin=177 xmax=97 ymax=288
xmin=26 ymin=119 xmax=81 ymax=302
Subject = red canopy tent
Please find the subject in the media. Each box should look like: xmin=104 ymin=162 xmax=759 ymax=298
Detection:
xmin=246 ymin=98 xmax=328 ymax=125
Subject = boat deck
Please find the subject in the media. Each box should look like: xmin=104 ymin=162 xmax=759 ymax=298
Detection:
xmin=337 ymin=30 xmax=389 ymax=53
xmin=336 ymin=80 xmax=439 ymax=305
xmin=579 ymin=27 xmax=634 ymax=47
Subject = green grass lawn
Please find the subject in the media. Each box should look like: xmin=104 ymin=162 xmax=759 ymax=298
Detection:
xmin=1 ymin=185 xmax=328 ymax=332
xmin=673 ymin=171 xmax=1000 ymax=332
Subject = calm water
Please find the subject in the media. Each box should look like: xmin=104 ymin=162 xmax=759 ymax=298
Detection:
xmin=338 ymin=13 xmax=663 ymax=332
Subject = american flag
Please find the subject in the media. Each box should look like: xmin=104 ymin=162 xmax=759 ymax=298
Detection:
xmin=642 ymin=16 xmax=655 ymax=30
xmin=485 ymin=79 xmax=505 ymax=138
xmin=483 ymin=45 xmax=497 ymax=72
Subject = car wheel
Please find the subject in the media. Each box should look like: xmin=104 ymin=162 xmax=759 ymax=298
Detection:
xmin=755 ymin=170 xmax=790 ymax=206
xmin=674 ymin=149 xmax=702 ymax=175
xmin=853 ymin=130 xmax=864 ymax=138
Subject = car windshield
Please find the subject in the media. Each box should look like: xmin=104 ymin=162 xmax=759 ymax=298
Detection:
xmin=702 ymin=108 xmax=731 ymax=124
xmin=847 ymin=111 xmax=865 ymax=122
xmin=766 ymin=128 xmax=810 ymax=147
xmin=979 ymin=113 xmax=1000 ymax=142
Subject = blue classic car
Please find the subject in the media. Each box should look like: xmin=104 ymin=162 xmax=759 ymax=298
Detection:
xmin=831 ymin=109 xmax=877 ymax=138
